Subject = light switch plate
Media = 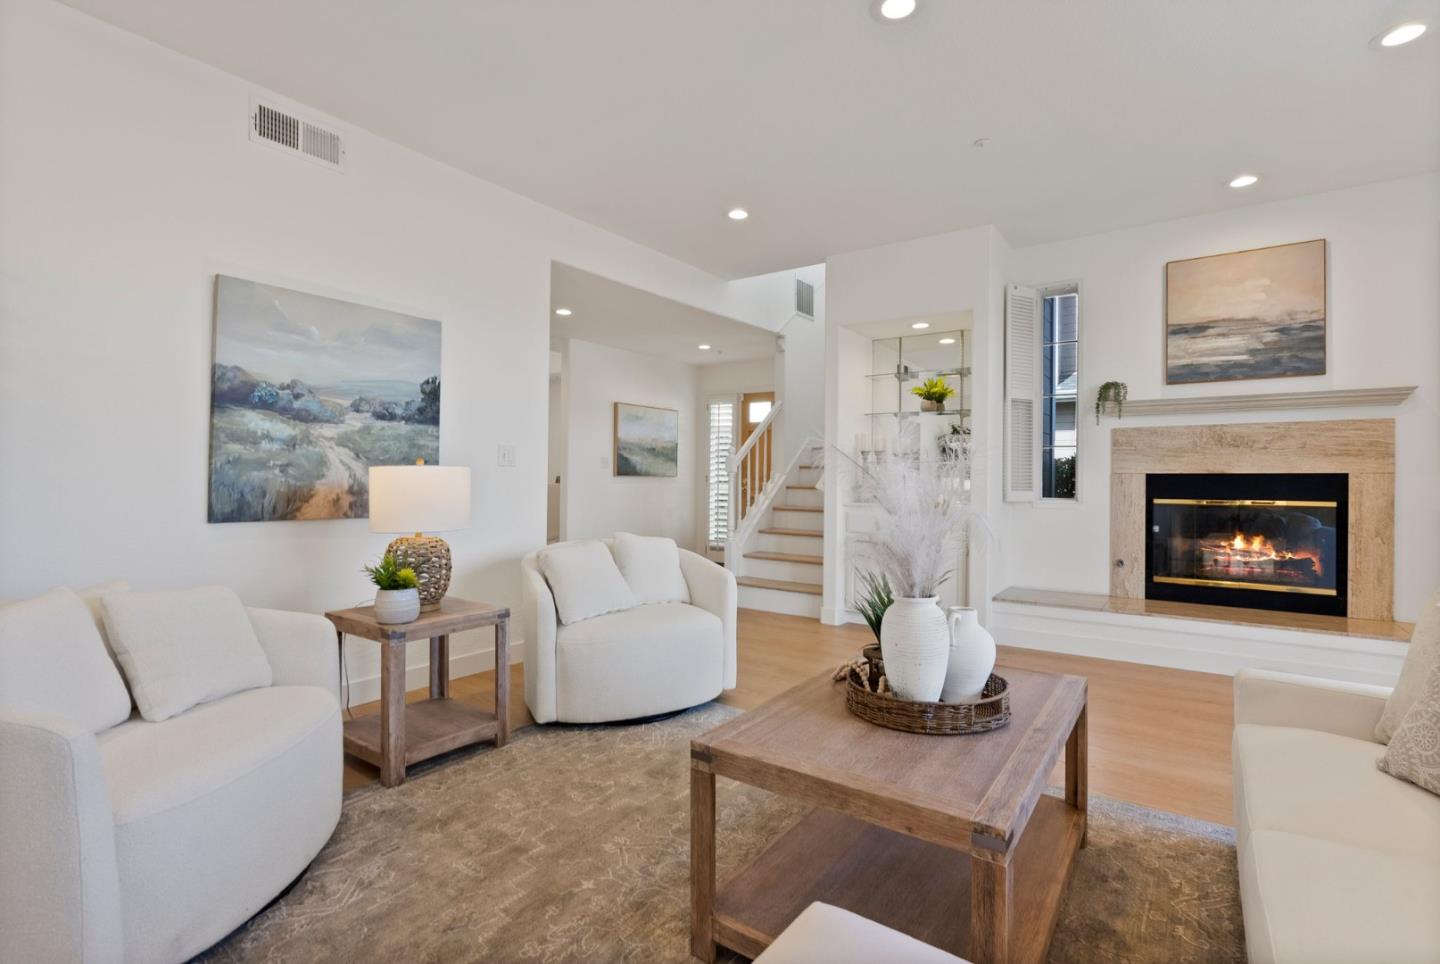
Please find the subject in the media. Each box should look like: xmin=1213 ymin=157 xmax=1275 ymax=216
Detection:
xmin=497 ymin=444 xmax=516 ymax=467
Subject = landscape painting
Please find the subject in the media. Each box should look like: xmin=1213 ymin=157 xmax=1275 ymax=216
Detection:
xmin=1165 ymin=239 xmax=1326 ymax=384
xmin=613 ymin=402 xmax=679 ymax=477
xmin=208 ymin=275 xmax=440 ymax=522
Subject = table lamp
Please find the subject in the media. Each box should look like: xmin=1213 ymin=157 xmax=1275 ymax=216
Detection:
xmin=368 ymin=461 xmax=471 ymax=611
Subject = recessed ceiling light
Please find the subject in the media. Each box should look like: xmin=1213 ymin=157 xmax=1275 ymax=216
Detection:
xmin=554 ymin=307 xmax=572 ymax=316
xmin=938 ymin=337 xmax=956 ymax=345
xmin=1228 ymin=174 xmax=1259 ymax=188
xmin=727 ymin=208 xmax=749 ymax=221
xmin=874 ymin=0 xmax=917 ymax=21
xmin=697 ymin=344 xmax=712 ymax=350
xmin=911 ymin=321 xmax=930 ymax=330
xmin=1378 ymin=22 xmax=1427 ymax=47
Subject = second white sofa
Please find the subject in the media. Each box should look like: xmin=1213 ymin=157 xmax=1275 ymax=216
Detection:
xmin=1233 ymin=668 xmax=1440 ymax=964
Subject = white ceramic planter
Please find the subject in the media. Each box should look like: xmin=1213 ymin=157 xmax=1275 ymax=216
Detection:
xmin=942 ymin=607 xmax=997 ymax=703
xmin=880 ymin=596 xmax=950 ymax=702
xmin=374 ymin=588 xmax=420 ymax=625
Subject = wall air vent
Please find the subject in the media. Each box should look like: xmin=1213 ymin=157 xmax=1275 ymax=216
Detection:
xmin=249 ymin=98 xmax=345 ymax=171
xmin=795 ymin=279 xmax=815 ymax=318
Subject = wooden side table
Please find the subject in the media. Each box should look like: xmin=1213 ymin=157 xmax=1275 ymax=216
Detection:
xmin=325 ymin=597 xmax=510 ymax=787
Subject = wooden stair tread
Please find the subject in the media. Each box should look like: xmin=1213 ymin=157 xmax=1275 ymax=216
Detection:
xmin=759 ymin=527 xmax=822 ymax=538
xmin=773 ymin=504 xmax=823 ymax=512
xmin=744 ymin=551 xmax=823 ymax=565
xmin=737 ymin=576 xmax=823 ymax=596
xmin=786 ymin=484 xmax=818 ymax=490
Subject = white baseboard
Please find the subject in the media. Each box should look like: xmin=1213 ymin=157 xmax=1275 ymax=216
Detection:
xmin=341 ymin=639 xmax=526 ymax=709
xmin=988 ymin=601 xmax=1406 ymax=686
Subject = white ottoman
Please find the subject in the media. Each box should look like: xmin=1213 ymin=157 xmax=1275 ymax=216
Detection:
xmin=754 ymin=902 xmax=971 ymax=964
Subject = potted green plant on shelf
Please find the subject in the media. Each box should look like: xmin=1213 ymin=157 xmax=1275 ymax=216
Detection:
xmin=911 ymin=376 xmax=957 ymax=413
xmin=364 ymin=553 xmax=421 ymax=625
xmin=1095 ymin=380 xmax=1128 ymax=423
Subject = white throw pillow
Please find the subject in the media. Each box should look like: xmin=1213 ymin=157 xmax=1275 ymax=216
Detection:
xmin=102 ymin=586 xmax=273 ymax=722
xmin=1377 ymin=658 xmax=1440 ymax=797
xmin=0 ymin=588 xmax=132 ymax=732
xmin=538 ymin=541 xmax=638 ymax=625
xmin=1377 ymin=587 xmax=1440 ymax=743
xmin=612 ymin=532 xmax=691 ymax=606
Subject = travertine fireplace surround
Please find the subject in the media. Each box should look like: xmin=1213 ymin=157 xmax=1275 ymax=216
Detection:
xmin=1110 ymin=419 xmax=1395 ymax=621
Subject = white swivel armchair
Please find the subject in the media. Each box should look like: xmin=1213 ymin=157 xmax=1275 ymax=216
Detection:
xmin=0 ymin=592 xmax=341 ymax=964
xmin=522 ymin=536 xmax=737 ymax=724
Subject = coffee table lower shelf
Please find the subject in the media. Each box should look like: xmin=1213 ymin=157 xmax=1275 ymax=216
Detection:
xmin=712 ymin=795 xmax=1084 ymax=964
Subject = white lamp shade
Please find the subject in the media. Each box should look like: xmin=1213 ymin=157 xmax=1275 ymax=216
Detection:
xmin=368 ymin=465 xmax=471 ymax=533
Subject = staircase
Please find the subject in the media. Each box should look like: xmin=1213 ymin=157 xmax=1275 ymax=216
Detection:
xmin=732 ymin=459 xmax=825 ymax=618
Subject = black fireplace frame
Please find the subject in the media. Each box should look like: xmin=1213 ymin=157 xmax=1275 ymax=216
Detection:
xmin=1144 ymin=472 xmax=1349 ymax=616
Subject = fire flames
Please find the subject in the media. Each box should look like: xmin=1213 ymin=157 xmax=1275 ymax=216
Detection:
xmin=1199 ymin=530 xmax=1323 ymax=581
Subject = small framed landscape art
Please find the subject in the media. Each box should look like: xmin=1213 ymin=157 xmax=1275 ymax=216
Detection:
xmin=1165 ymin=238 xmax=1327 ymax=384
xmin=613 ymin=402 xmax=679 ymax=477
xmin=208 ymin=275 xmax=441 ymax=523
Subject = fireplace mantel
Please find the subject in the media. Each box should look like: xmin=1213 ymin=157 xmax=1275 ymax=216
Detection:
xmin=1112 ymin=385 xmax=1415 ymax=417
xmin=1110 ymin=419 xmax=1395 ymax=621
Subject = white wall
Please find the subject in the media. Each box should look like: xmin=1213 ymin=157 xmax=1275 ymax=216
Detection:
xmin=1001 ymin=173 xmax=1440 ymax=622
xmin=560 ymin=339 xmax=699 ymax=549
xmin=0 ymin=0 xmax=761 ymax=697
xmin=776 ymin=264 xmax=828 ymax=464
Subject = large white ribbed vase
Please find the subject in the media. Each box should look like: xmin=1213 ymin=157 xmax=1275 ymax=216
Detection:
xmin=941 ymin=607 xmax=997 ymax=703
xmin=880 ymin=596 xmax=950 ymax=702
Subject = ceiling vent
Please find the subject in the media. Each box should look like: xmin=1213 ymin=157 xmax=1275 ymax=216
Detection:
xmin=795 ymin=279 xmax=815 ymax=318
xmin=249 ymin=98 xmax=345 ymax=171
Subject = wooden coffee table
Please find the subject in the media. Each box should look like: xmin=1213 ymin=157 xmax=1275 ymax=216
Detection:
xmin=689 ymin=667 xmax=1087 ymax=964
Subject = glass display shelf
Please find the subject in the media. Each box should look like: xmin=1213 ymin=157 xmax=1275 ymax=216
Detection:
xmin=865 ymin=409 xmax=972 ymax=418
xmin=867 ymin=367 xmax=972 ymax=380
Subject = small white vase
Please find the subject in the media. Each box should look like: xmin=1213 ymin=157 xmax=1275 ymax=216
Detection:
xmin=880 ymin=596 xmax=950 ymax=702
xmin=942 ymin=607 xmax=997 ymax=703
xmin=374 ymin=588 xmax=420 ymax=625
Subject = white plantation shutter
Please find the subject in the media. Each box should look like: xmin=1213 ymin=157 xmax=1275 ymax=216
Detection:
xmin=1004 ymin=284 xmax=1041 ymax=502
xmin=707 ymin=400 xmax=735 ymax=547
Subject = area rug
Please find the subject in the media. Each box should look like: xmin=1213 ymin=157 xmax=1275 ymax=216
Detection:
xmin=200 ymin=704 xmax=1244 ymax=963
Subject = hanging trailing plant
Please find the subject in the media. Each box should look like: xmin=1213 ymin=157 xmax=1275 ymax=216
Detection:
xmin=1095 ymin=381 xmax=1128 ymax=423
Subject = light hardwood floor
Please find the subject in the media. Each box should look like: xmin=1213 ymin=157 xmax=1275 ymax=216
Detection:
xmin=342 ymin=609 xmax=1235 ymax=825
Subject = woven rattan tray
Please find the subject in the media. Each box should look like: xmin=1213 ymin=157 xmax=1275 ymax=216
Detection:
xmin=840 ymin=645 xmax=1011 ymax=735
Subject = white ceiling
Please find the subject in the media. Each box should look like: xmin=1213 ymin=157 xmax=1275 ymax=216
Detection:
xmin=550 ymin=263 xmax=776 ymax=366
xmin=60 ymin=0 xmax=1440 ymax=278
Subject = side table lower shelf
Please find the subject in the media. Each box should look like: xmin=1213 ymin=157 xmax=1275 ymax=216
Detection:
xmin=343 ymin=698 xmax=498 ymax=769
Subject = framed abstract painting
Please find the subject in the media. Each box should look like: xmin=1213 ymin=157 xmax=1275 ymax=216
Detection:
xmin=1165 ymin=239 xmax=1326 ymax=384
xmin=613 ymin=402 xmax=679 ymax=477
xmin=208 ymin=275 xmax=441 ymax=522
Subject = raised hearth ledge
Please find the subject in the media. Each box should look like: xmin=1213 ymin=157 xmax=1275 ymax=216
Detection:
xmin=994 ymin=587 xmax=1413 ymax=642
xmin=1113 ymin=385 xmax=1415 ymax=417
xmin=989 ymin=587 xmax=1410 ymax=686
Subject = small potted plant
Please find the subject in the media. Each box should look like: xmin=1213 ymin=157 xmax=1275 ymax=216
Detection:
xmin=1095 ymin=380 xmax=1128 ymax=423
xmin=855 ymin=570 xmax=894 ymax=644
xmin=911 ymin=376 xmax=957 ymax=413
xmin=364 ymin=553 xmax=421 ymax=625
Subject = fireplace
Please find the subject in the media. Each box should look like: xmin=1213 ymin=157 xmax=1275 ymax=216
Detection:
xmin=1145 ymin=473 xmax=1348 ymax=616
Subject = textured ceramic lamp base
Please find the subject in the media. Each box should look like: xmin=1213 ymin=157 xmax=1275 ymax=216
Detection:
xmin=386 ymin=534 xmax=452 ymax=610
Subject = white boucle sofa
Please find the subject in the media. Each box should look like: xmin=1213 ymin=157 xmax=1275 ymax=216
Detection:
xmin=1233 ymin=668 xmax=1440 ymax=964
xmin=0 ymin=592 xmax=341 ymax=964
xmin=522 ymin=536 xmax=736 ymax=724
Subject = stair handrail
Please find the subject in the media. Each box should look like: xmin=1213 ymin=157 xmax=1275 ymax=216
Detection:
xmin=724 ymin=431 xmax=825 ymax=571
xmin=727 ymin=399 xmax=783 ymax=475
xmin=727 ymin=399 xmax=783 ymax=533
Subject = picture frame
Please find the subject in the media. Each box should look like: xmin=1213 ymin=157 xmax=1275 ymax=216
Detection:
xmin=613 ymin=402 xmax=679 ymax=478
xmin=1164 ymin=238 xmax=1327 ymax=385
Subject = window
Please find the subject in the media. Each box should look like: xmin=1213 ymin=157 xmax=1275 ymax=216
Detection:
xmin=1041 ymin=288 xmax=1078 ymax=499
xmin=706 ymin=400 xmax=735 ymax=547
xmin=747 ymin=399 xmax=772 ymax=423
